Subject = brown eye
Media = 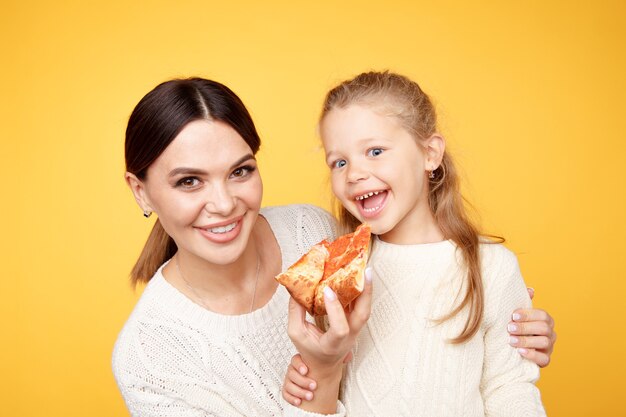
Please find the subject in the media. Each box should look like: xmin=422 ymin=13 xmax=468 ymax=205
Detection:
xmin=230 ymin=165 xmax=255 ymax=179
xmin=176 ymin=177 xmax=200 ymax=188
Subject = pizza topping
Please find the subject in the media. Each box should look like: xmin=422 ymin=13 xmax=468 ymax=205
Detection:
xmin=275 ymin=223 xmax=371 ymax=316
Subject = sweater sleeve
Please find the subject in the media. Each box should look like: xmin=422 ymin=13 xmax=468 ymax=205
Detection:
xmin=282 ymin=399 xmax=346 ymax=417
xmin=480 ymin=246 xmax=546 ymax=417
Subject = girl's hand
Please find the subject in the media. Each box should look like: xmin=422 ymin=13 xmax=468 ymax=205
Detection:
xmin=508 ymin=287 xmax=557 ymax=367
xmin=282 ymin=352 xmax=353 ymax=406
xmin=282 ymin=354 xmax=316 ymax=406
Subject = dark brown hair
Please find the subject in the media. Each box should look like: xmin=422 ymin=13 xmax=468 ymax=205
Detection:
xmin=125 ymin=78 xmax=261 ymax=286
xmin=322 ymin=71 xmax=501 ymax=343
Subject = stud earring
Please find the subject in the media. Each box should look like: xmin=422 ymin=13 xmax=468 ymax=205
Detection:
xmin=429 ymin=170 xmax=435 ymax=179
xmin=143 ymin=210 xmax=152 ymax=218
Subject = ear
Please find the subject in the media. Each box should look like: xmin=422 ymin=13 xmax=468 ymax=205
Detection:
xmin=124 ymin=172 xmax=155 ymax=213
xmin=423 ymin=133 xmax=445 ymax=171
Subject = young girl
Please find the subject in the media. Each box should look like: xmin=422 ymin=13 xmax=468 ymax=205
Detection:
xmin=284 ymin=71 xmax=547 ymax=416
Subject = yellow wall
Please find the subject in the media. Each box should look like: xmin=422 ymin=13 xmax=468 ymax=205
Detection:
xmin=3 ymin=1 xmax=625 ymax=415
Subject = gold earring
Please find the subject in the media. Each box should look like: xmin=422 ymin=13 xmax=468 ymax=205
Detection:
xmin=143 ymin=210 xmax=152 ymax=218
xmin=429 ymin=170 xmax=435 ymax=179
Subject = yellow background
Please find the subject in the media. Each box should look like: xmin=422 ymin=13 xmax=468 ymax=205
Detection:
xmin=2 ymin=1 xmax=625 ymax=416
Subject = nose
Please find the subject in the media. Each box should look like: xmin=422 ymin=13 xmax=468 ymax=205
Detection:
xmin=346 ymin=163 xmax=369 ymax=183
xmin=204 ymin=183 xmax=236 ymax=216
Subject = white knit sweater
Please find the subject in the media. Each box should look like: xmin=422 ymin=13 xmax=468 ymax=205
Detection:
xmin=112 ymin=204 xmax=345 ymax=417
xmin=340 ymin=237 xmax=546 ymax=416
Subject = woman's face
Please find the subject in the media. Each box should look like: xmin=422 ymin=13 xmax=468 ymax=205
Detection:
xmin=130 ymin=119 xmax=263 ymax=266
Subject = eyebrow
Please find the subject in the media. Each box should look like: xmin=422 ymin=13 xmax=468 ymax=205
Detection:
xmin=168 ymin=154 xmax=256 ymax=177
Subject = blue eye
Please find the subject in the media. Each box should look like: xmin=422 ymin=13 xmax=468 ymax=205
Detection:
xmin=333 ymin=159 xmax=347 ymax=169
xmin=367 ymin=148 xmax=384 ymax=157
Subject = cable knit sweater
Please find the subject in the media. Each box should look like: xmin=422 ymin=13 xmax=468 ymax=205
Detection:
xmin=340 ymin=237 xmax=546 ymax=416
xmin=112 ymin=204 xmax=345 ymax=417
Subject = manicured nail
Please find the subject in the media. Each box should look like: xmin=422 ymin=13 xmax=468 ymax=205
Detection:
xmin=365 ymin=267 xmax=373 ymax=282
xmin=309 ymin=382 xmax=316 ymax=390
xmin=294 ymin=398 xmax=301 ymax=406
xmin=305 ymin=392 xmax=313 ymax=401
xmin=508 ymin=324 xmax=518 ymax=332
xmin=323 ymin=286 xmax=337 ymax=301
xmin=517 ymin=348 xmax=528 ymax=355
xmin=509 ymin=337 xmax=519 ymax=346
xmin=512 ymin=313 xmax=522 ymax=321
xmin=299 ymin=366 xmax=307 ymax=375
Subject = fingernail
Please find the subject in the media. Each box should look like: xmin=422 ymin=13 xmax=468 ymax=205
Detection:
xmin=294 ymin=399 xmax=301 ymax=406
xmin=323 ymin=286 xmax=337 ymax=301
xmin=305 ymin=392 xmax=313 ymax=401
xmin=517 ymin=348 xmax=528 ymax=355
xmin=365 ymin=267 xmax=373 ymax=282
xmin=309 ymin=382 xmax=316 ymax=390
xmin=299 ymin=366 xmax=307 ymax=375
xmin=508 ymin=324 xmax=518 ymax=332
xmin=509 ymin=337 xmax=519 ymax=346
xmin=512 ymin=313 xmax=522 ymax=321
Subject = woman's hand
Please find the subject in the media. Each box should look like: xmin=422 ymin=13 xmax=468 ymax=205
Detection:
xmin=508 ymin=287 xmax=557 ymax=367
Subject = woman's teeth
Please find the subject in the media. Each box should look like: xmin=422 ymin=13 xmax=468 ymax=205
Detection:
xmin=209 ymin=222 xmax=237 ymax=234
xmin=356 ymin=191 xmax=381 ymax=201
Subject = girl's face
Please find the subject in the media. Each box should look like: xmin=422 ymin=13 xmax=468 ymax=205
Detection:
xmin=321 ymin=104 xmax=443 ymax=243
xmin=126 ymin=119 xmax=263 ymax=266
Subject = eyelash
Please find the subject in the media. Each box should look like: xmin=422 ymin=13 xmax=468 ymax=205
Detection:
xmin=176 ymin=177 xmax=201 ymax=188
xmin=230 ymin=165 xmax=256 ymax=179
xmin=367 ymin=147 xmax=385 ymax=157
xmin=174 ymin=165 xmax=256 ymax=189
xmin=331 ymin=148 xmax=385 ymax=169
xmin=332 ymin=159 xmax=347 ymax=169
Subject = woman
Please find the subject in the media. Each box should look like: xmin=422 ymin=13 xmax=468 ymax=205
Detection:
xmin=112 ymin=77 xmax=555 ymax=417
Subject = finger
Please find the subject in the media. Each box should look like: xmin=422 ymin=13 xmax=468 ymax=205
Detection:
xmin=291 ymin=353 xmax=309 ymax=375
xmin=527 ymin=287 xmax=535 ymax=300
xmin=516 ymin=348 xmax=551 ymax=368
xmin=349 ymin=267 xmax=373 ymax=329
xmin=508 ymin=320 xmax=552 ymax=337
xmin=287 ymin=366 xmax=318 ymax=392
xmin=284 ymin=379 xmax=314 ymax=402
xmin=282 ymin=390 xmax=302 ymax=407
xmin=511 ymin=308 xmax=554 ymax=327
xmin=343 ymin=351 xmax=353 ymax=364
xmin=287 ymin=297 xmax=307 ymax=340
xmin=323 ymin=286 xmax=350 ymax=345
xmin=509 ymin=335 xmax=552 ymax=350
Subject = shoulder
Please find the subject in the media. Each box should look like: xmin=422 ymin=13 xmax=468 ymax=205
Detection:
xmin=479 ymin=242 xmax=520 ymax=276
xmin=478 ymin=242 xmax=531 ymax=322
xmin=261 ymin=204 xmax=338 ymax=269
xmin=261 ymin=204 xmax=338 ymax=243
xmin=112 ymin=274 xmax=191 ymax=376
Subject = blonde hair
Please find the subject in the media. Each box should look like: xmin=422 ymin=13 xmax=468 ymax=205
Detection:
xmin=321 ymin=71 xmax=501 ymax=343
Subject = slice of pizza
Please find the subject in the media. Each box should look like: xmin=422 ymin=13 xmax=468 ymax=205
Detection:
xmin=276 ymin=223 xmax=371 ymax=316
xmin=275 ymin=242 xmax=329 ymax=314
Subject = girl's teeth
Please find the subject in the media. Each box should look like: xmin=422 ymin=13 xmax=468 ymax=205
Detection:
xmin=363 ymin=206 xmax=380 ymax=212
xmin=357 ymin=191 xmax=381 ymax=201
xmin=209 ymin=222 xmax=237 ymax=234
